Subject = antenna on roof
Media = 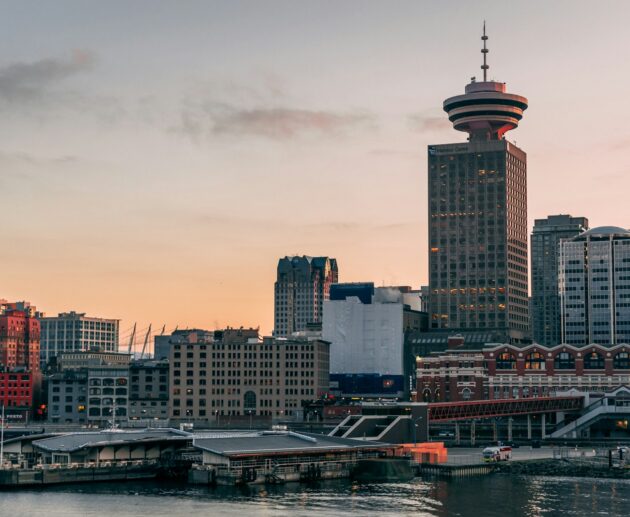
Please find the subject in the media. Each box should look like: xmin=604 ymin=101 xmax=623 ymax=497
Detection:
xmin=481 ymin=21 xmax=489 ymax=82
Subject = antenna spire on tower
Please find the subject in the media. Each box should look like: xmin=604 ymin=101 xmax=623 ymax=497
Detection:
xmin=481 ymin=21 xmax=489 ymax=81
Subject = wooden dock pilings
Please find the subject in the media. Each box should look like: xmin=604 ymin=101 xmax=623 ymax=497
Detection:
xmin=415 ymin=463 xmax=496 ymax=478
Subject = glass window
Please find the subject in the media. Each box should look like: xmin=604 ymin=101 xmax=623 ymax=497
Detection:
xmin=584 ymin=352 xmax=605 ymax=369
xmin=554 ymin=352 xmax=575 ymax=370
xmin=496 ymin=352 xmax=516 ymax=369
xmin=525 ymin=352 xmax=545 ymax=370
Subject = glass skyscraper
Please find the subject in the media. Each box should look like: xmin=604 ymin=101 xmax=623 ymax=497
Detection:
xmin=531 ymin=215 xmax=589 ymax=345
xmin=559 ymin=226 xmax=630 ymax=345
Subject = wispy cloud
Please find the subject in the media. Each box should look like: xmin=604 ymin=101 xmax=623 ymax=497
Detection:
xmin=0 ymin=50 xmax=94 ymax=104
xmin=407 ymin=111 xmax=450 ymax=133
xmin=0 ymin=50 xmax=123 ymax=123
xmin=175 ymin=102 xmax=375 ymax=141
xmin=171 ymin=75 xmax=376 ymax=142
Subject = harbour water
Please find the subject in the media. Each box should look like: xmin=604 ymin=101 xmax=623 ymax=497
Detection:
xmin=3 ymin=476 xmax=630 ymax=517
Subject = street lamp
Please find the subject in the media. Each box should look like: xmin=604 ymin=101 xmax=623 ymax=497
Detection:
xmin=409 ymin=416 xmax=424 ymax=446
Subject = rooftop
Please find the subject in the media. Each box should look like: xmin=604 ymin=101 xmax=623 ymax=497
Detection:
xmin=193 ymin=430 xmax=390 ymax=457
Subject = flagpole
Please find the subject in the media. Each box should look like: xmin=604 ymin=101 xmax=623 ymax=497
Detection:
xmin=1 ymin=404 xmax=5 ymax=469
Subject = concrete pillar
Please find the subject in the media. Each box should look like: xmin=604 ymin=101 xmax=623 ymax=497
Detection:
xmin=455 ymin=422 xmax=460 ymax=445
xmin=470 ymin=420 xmax=476 ymax=447
xmin=527 ymin=415 xmax=532 ymax=440
xmin=508 ymin=418 xmax=513 ymax=442
xmin=541 ymin=414 xmax=546 ymax=438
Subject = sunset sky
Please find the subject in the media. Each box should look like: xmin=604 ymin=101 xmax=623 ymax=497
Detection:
xmin=2 ymin=1 xmax=630 ymax=344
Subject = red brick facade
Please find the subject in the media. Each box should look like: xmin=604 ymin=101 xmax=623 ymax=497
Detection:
xmin=417 ymin=343 xmax=630 ymax=403
xmin=0 ymin=308 xmax=40 ymax=413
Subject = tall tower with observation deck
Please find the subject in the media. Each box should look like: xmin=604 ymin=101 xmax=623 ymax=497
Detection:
xmin=427 ymin=24 xmax=530 ymax=343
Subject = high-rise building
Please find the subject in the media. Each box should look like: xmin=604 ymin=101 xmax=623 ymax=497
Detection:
xmin=39 ymin=311 xmax=120 ymax=365
xmin=559 ymin=226 xmax=630 ymax=345
xmin=0 ymin=302 xmax=41 ymax=421
xmin=428 ymin=26 xmax=530 ymax=343
xmin=531 ymin=215 xmax=589 ymax=345
xmin=274 ymin=255 xmax=338 ymax=337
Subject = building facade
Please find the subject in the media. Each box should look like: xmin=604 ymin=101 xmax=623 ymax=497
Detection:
xmin=323 ymin=284 xmax=410 ymax=398
xmin=559 ymin=226 xmax=630 ymax=345
xmin=417 ymin=342 xmax=630 ymax=403
xmin=87 ymin=367 xmax=129 ymax=425
xmin=0 ymin=304 xmax=41 ymax=420
xmin=167 ymin=329 xmax=330 ymax=421
xmin=129 ymin=359 xmax=169 ymax=420
xmin=531 ymin=215 xmax=589 ymax=346
xmin=45 ymin=352 xmax=131 ymax=425
xmin=274 ymin=256 xmax=338 ymax=337
xmin=428 ymin=29 xmax=529 ymax=343
xmin=39 ymin=312 xmax=120 ymax=366
xmin=47 ymin=370 xmax=88 ymax=424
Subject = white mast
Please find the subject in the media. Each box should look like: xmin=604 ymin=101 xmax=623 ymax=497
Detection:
xmin=0 ymin=404 xmax=5 ymax=468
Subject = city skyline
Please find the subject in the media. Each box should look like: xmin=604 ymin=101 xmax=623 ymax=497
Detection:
xmin=3 ymin=1 xmax=630 ymax=335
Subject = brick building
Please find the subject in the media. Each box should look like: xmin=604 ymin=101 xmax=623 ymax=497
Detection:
xmin=0 ymin=303 xmax=41 ymax=420
xmin=417 ymin=341 xmax=630 ymax=403
xmin=168 ymin=328 xmax=330 ymax=422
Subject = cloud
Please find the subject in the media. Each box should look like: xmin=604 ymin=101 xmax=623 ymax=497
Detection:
xmin=407 ymin=112 xmax=451 ymax=133
xmin=0 ymin=50 xmax=95 ymax=105
xmin=0 ymin=50 xmax=124 ymax=123
xmin=175 ymin=102 xmax=375 ymax=141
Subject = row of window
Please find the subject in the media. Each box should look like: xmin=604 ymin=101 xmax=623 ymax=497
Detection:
xmin=495 ymin=351 xmax=630 ymax=370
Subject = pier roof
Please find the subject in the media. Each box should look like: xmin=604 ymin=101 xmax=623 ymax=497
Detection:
xmin=32 ymin=428 xmax=190 ymax=453
xmin=192 ymin=431 xmax=393 ymax=457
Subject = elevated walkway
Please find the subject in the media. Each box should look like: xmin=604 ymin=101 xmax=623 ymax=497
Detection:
xmin=551 ymin=388 xmax=630 ymax=438
xmin=428 ymin=396 xmax=584 ymax=422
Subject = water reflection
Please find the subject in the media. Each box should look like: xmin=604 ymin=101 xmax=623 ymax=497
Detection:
xmin=3 ymin=476 xmax=630 ymax=517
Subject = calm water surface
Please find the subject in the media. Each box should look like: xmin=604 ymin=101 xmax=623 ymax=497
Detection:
xmin=2 ymin=476 xmax=630 ymax=517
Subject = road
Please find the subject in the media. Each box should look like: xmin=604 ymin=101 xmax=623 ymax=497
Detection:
xmin=445 ymin=446 xmax=555 ymax=465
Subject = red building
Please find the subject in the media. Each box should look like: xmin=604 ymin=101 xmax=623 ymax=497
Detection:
xmin=417 ymin=341 xmax=630 ymax=403
xmin=0 ymin=303 xmax=41 ymax=418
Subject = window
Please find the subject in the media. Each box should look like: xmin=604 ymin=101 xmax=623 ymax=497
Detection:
xmin=613 ymin=352 xmax=630 ymax=369
xmin=554 ymin=352 xmax=575 ymax=370
xmin=525 ymin=352 xmax=545 ymax=370
xmin=243 ymin=390 xmax=257 ymax=415
xmin=496 ymin=352 xmax=516 ymax=369
xmin=584 ymin=352 xmax=605 ymax=369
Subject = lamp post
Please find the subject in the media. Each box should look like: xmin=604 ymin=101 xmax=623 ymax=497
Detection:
xmin=409 ymin=416 xmax=424 ymax=446
xmin=0 ymin=404 xmax=4 ymax=469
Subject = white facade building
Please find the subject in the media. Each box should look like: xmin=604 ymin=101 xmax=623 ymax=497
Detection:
xmin=323 ymin=287 xmax=404 ymax=376
xmin=559 ymin=226 xmax=630 ymax=345
xmin=40 ymin=312 xmax=120 ymax=365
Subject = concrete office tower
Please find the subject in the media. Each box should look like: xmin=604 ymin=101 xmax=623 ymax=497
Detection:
xmin=531 ymin=215 xmax=589 ymax=345
xmin=559 ymin=226 xmax=630 ymax=345
xmin=40 ymin=312 xmax=120 ymax=365
xmin=428 ymin=25 xmax=530 ymax=342
xmin=274 ymin=256 xmax=338 ymax=337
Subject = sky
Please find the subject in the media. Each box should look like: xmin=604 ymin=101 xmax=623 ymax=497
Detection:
xmin=2 ymin=1 xmax=630 ymax=344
